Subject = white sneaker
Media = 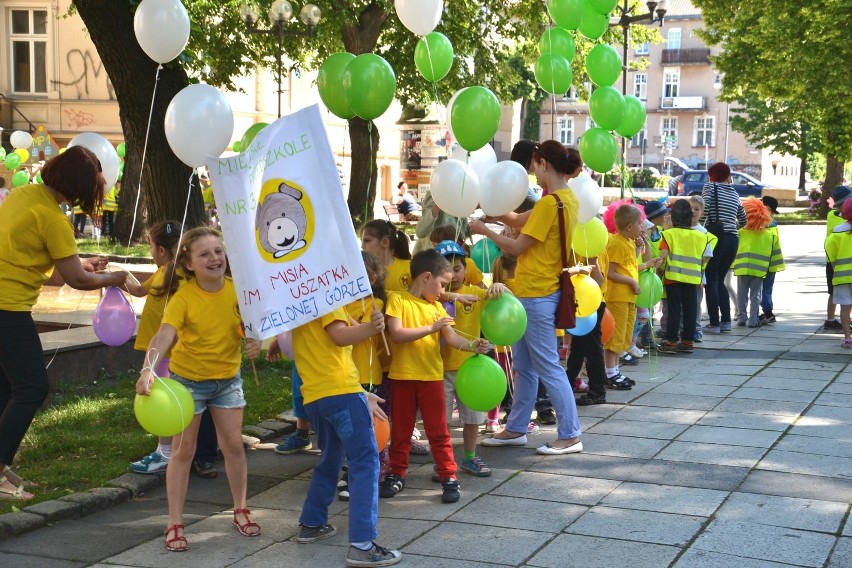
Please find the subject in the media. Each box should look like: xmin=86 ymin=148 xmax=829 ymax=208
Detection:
xmin=628 ymin=345 xmax=646 ymax=358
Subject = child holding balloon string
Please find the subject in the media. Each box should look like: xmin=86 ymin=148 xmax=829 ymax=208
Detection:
xmin=135 ymin=227 xmax=261 ymax=552
xmin=429 ymin=224 xmax=486 ymax=288
xmin=486 ymin=253 xmax=517 ymax=433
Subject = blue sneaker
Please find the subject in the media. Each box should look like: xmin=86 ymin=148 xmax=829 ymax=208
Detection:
xmin=460 ymin=456 xmax=492 ymax=477
xmin=275 ymin=433 xmax=312 ymax=454
xmin=694 ymin=330 xmax=703 ymax=343
xmin=129 ymin=450 xmax=168 ymax=474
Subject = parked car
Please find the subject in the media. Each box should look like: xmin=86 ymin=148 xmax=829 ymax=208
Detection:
xmin=677 ymin=169 xmax=771 ymax=197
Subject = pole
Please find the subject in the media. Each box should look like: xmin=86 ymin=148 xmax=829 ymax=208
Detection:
xmin=276 ymin=24 xmax=283 ymax=119
xmin=723 ymin=103 xmax=729 ymax=161
xmin=620 ymin=4 xmax=629 ymax=200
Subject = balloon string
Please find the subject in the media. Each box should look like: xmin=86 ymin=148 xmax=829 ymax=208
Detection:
xmin=364 ymin=121 xmax=373 ymax=224
xmin=127 ymin=64 xmax=163 ymax=251
xmin=44 ymin=288 xmax=91 ymax=370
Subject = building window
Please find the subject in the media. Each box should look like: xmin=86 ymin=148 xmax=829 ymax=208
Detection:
xmin=558 ymin=116 xmax=574 ymax=145
xmin=661 ymin=117 xmax=678 ymax=148
xmin=631 ymin=129 xmax=647 ymax=148
xmin=636 ymin=41 xmax=650 ymax=55
xmin=663 ymin=68 xmax=680 ymax=98
xmin=667 ymin=28 xmax=681 ymax=49
xmin=10 ymin=9 xmax=48 ymax=94
xmin=586 ymin=117 xmax=596 ymax=131
xmin=633 ymin=73 xmax=647 ymax=100
xmin=562 ymin=86 xmax=577 ymax=101
xmin=694 ymin=117 xmax=715 ymax=147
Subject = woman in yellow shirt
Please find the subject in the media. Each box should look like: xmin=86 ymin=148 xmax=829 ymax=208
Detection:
xmin=0 ymin=147 xmax=127 ymax=501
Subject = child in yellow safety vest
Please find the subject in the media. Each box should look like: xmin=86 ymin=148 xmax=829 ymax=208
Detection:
xmin=732 ymin=198 xmax=779 ymax=328
xmin=656 ymin=200 xmax=714 ymax=354
xmin=759 ymin=196 xmax=785 ymax=324
xmin=824 ymin=199 xmax=852 ymax=348
xmin=102 ymin=184 xmax=119 ymax=236
xmin=824 ymin=186 xmax=852 ymax=330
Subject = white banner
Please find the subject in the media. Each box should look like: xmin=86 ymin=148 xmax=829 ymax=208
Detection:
xmin=207 ymin=105 xmax=370 ymax=340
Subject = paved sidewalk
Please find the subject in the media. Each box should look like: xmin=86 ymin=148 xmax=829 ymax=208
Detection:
xmin=1 ymin=224 xmax=851 ymax=567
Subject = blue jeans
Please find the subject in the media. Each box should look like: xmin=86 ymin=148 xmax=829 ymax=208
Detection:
xmin=301 ymin=392 xmax=379 ymax=543
xmin=506 ymin=293 xmax=581 ymax=439
xmin=704 ymin=232 xmax=738 ymax=326
xmin=291 ymin=364 xmax=307 ymax=421
xmin=761 ymin=272 xmax=775 ymax=314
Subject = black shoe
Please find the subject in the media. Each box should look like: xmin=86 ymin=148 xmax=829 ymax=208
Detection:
xmin=379 ymin=473 xmax=404 ymax=498
xmin=191 ymin=459 xmax=218 ymax=479
xmin=605 ymin=374 xmax=633 ymax=390
xmin=576 ymin=393 xmax=607 ymax=406
xmin=760 ymin=313 xmax=776 ymax=324
xmin=620 ymin=353 xmax=640 ymax=366
xmin=536 ymin=408 xmax=557 ymax=425
xmin=296 ymin=523 xmax=336 ymax=543
xmin=441 ymin=477 xmax=460 ymax=503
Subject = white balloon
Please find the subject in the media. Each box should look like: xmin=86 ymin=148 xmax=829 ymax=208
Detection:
xmin=164 ymin=84 xmax=234 ymax=167
xmin=568 ymin=174 xmax=604 ymax=224
xmin=134 ymin=0 xmax=191 ymax=64
xmin=67 ymin=132 xmax=121 ymax=190
xmin=394 ymin=0 xmax=443 ymax=36
xmin=10 ymin=130 xmax=33 ymax=150
xmin=430 ymin=159 xmax=481 ymax=219
xmin=479 ymin=161 xmax=530 ymax=216
xmin=449 ymin=143 xmax=497 ymax=183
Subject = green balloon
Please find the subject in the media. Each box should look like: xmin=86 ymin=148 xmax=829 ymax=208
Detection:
xmin=589 ymin=86 xmax=626 ymax=131
xmin=480 ymin=294 xmax=528 ymax=347
xmin=637 ymin=269 xmax=663 ymax=308
xmin=586 ymin=43 xmax=622 ymax=86
xmin=616 ymin=95 xmax=648 ymax=138
xmin=588 ymin=0 xmax=618 ymax=15
xmin=450 ymin=86 xmax=501 ymax=152
xmin=318 ymin=52 xmax=356 ymax=119
xmin=456 ymin=355 xmax=508 ymax=412
xmin=535 ymin=53 xmax=574 ymax=95
xmin=240 ymin=122 xmax=268 ymax=151
xmin=232 ymin=141 xmax=241 ymax=153
xmin=539 ymin=27 xmax=576 ymax=62
xmin=415 ymin=32 xmax=454 ymax=82
xmin=12 ymin=170 xmax=30 ymax=187
xmin=35 ymin=171 xmax=43 ymax=184
xmin=343 ymin=53 xmax=397 ymax=121
xmin=5 ymin=153 xmax=22 ymax=171
xmin=0 ymin=147 xmax=6 ymax=160
xmin=134 ymin=377 xmax=195 ymax=437
xmin=116 ymin=142 xmax=126 ymax=158
xmin=579 ymin=127 xmax=618 ymax=173
xmin=471 ymin=238 xmax=501 ymax=272
xmin=548 ymin=0 xmax=583 ymax=30
xmin=579 ymin=3 xmax=609 ymax=40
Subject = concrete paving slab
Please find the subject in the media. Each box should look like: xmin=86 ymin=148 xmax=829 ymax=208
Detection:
xmin=610 ymin=405 xmax=707 ymax=424
xmin=527 ymin=453 xmax=646 ymax=482
xmin=655 ymin=441 xmax=766 ymax=468
xmin=227 ymin=541 xmax=350 ymax=568
xmin=565 ymin=506 xmax=705 ymax=546
xmin=630 ymin=461 xmax=749 ymax=491
xmin=742 ymin=376 xmax=829 ymax=391
xmin=631 ymin=393 xmax=724 ymax=411
xmin=752 ymin=368 xmax=838 ymax=381
xmin=668 ymin=373 xmax=751 ymax=387
xmin=649 ymin=382 xmax=738 ymax=398
xmin=829 ymin=537 xmax=852 ymax=568
xmin=714 ymin=398 xmax=808 ymax=417
xmin=695 ymin=410 xmax=795 ymax=431
xmin=739 ymin=470 xmax=852 ymax=503
xmin=320 ymin=514 xmax=438 ymax=550
xmin=577 ymin=432 xmax=670 ymax=459
xmin=247 ymin=479 xmax=348 ymax=514
xmin=448 ymin=495 xmax=586 ymax=533
xmin=846 ymin=518 xmax=852 ymax=537
xmin=375 ymin=487 xmax=471 ymax=521
xmin=586 ymin=418 xmax=690 ymax=440
xmin=814 ymin=391 xmax=852 ymax=407
xmin=691 ymin=519 xmax=836 ymax=567
xmin=758 ymin=449 xmax=852 ymax=479
xmin=767 ymin=360 xmax=845 ymax=372
xmin=728 ymin=387 xmax=817 ymax=403
xmin=576 ymin=403 xmax=624 ymax=419
xmin=676 ymin=425 xmax=783 ymax=448
xmin=402 ymin=521 xmax=553 ymax=566
xmin=773 ymin=434 xmax=852 ymax=459
xmin=826 ymin=381 xmax=852 ymax=394
xmin=526 ymin=533 xmax=680 ymax=568
xmin=600 ymin=481 xmax=727 ymax=516
xmin=491 ymin=471 xmax=620 ymax=506
xmin=0 ymin=553 xmax=85 ymax=568
xmin=714 ymin=492 xmax=846 ymax=533
xmin=674 ymin=548 xmax=800 ymax=567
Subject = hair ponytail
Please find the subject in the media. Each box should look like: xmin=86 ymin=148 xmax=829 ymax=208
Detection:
xmin=361 ymin=219 xmax=411 ymax=260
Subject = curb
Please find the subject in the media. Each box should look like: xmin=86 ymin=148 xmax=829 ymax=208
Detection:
xmin=0 ymin=419 xmax=295 ymax=540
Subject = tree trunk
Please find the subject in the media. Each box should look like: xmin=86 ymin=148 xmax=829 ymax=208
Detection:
xmin=72 ymin=0 xmax=205 ymax=244
xmin=798 ymin=154 xmax=807 ymax=192
xmin=820 ymin=154 xmax=845 ymax=219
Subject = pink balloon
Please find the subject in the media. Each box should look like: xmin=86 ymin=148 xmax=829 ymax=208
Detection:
xmin=276 ymin=331 xmax=295 ymax=359
xmin=93 ymin=287 xmax=137 ymax=346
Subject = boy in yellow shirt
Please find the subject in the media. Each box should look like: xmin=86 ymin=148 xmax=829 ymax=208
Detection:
xmin=604 ymin=204 xmax=662 ymax=388
xmin=383 ymin=249 xmax=491 ymax=504
xmin=435 ymin=240 xmax=507 ymax=477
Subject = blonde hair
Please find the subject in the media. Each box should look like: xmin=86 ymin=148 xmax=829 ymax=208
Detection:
xmin=688 ymin=195 xmax=705 ymax=209
xmin=492 ymin=253 xmax=517 ymax=284
xmin=614 ymin=204 xmax=642 ymax=230
xmin=160 ymin=227 xmax=225 ymax=296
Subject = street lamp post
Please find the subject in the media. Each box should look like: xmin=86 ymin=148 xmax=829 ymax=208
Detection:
xmin=609 ymin=0 xmax=667 ymax=198
xmin=239 ymin=1 xmax=321 ymax=118
xmin=713 ymin=76 xmax=729 ymax=162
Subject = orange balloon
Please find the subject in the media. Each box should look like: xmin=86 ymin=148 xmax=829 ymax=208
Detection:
xmin=374 ymin=415 xmax=390 ymax=450
xmin=601 ymin=308 xmax=615 ymax=344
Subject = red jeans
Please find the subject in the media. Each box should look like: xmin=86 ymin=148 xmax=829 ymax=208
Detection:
xmin=388 ymin=379 xmax=457 ymax=479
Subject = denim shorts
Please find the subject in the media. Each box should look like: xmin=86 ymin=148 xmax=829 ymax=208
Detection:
xmin=171 ymin=372 xmax=246 ymax=414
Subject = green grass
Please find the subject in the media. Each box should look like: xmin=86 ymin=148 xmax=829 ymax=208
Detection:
xmin=774 ymin=209 xmax=822 ymax=224
xmin=1 ymin=353 xmax=293 ymax=514
xmin=75 ymin=238 xmax=151 ymax=257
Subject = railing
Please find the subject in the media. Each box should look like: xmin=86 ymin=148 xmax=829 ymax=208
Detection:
xmin=0 ymin=93 xmax=38 ymax=134
xmin=661 ymin=48 xmax=711 ymax=65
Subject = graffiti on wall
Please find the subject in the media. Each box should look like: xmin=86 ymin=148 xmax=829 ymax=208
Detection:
xmin=63 ymin=108 xmax=96 ymax=129
xmin=51 ymin=49 xmax=116 ymax=101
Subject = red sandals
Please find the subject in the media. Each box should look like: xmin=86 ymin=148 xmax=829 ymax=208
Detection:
xmin=165 ymin=524 xmax=187 ymax=552
xmin=233 ymin=508 xmax=261 ymax=537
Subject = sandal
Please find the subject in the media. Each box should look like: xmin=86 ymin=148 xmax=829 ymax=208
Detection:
xmin=165 ymin=524 xmax=188 ymax=552
xmin=0 ymin=471 xmax=33 ymax=501
xmin=1 ymin=466 xmax=37 ymax=489
xmin=233 ymin=508 xmax=261 ymax=537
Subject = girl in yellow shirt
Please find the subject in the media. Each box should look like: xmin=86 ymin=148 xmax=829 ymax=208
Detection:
xmin=361 ymin=219 xmax=411 ymax=293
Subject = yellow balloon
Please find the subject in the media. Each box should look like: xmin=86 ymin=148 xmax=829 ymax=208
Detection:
xmin=571 ymin=273 xmax=602 ymax=317
xmin=572 ymin=217 xmax=609 ymax=258
xmin=14 ymin=148 xmax=29 ymax=163
xmin=59 ymin=147 xmax=67 ymax=154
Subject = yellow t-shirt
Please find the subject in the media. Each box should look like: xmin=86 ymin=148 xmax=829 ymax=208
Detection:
xmin=577 ymin=252 xmax=609 ymax=297
xmin=441 ymin=284 xmax=487 ymax=371
xmin=604 ymin=233 xmax=639 ymax=303
xmin=134 ymin=266 xmax=185 ymax=352
xmin=162 ymin=277 xmax=243 ymax=380
xmin=464 ymin=257 xmax=483 ymax=287
xmin=514 ymin=189 xmax=578 ymax=298
xmin=385 ymin=258 xmax=411 ymax=292
xmin=386 ymin=290 xmax=448 ymax=381
xmin=0 ymin=184 xmax=78 ymax=311
xmin=292 ymin=307 xmax=363 ymax=405
xmin=345 ymin=298 xmax=385 ymax=386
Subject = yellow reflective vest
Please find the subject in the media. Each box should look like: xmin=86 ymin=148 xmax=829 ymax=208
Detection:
xmin=661 ymin=228 xmax=710 ymax=284
xmin=767 ymin=224 xmax=785 ymax=272
xmin=103 ymin=186 xmax=119 ymax=212
xmin=733 ymin=229 xmax=775 ymax=277
xmin=825 ymin=229 xmax=852 ymax=285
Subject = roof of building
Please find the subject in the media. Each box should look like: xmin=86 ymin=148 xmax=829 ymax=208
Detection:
xmin=664 ymin=0 xmax=701 ymax=18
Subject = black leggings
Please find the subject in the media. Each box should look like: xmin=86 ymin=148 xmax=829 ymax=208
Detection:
xmin=565 ymin=302 xmax=607 ymax=397
xmin=0 ymin=310 xmax=49 ymax=466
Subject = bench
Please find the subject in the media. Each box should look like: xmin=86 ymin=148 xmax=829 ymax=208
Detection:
xmin=383 ymin=203 xmax=418 ymax=226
